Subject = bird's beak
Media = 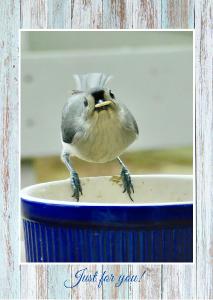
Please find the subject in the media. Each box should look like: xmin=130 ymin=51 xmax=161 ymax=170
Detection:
xmin=95 ymin=100 xmax=113 ymax=108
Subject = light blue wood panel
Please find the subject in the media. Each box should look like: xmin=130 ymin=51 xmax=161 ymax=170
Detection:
xmin=161 ymin=0 xmax=194 ymax=28
xmin=71 ymin=264 xmax=103 ymax=299
xmin=20 ymin=265 xmax=48 ymax=299
xmin=20 ymin=0 xmax=48 ymax=28
xmin=47 ymin=0 xmax=72 ymax=28
xmin=102 ymin=265 xmax=129 ymax=299
xmin=128 ymin=265 xmax=161 ymax=299
xmin=0 ymin=0 xmax=20 ymax=299
xmin=71 ymin=0 xmax=103 ymax=29
xmin=195 ymin=0 xmax=213 ymax=299
xmin=1 ymin=0 xmax=213 ymax=300
xmin=47 ymin=265 xmax=71 ymax=299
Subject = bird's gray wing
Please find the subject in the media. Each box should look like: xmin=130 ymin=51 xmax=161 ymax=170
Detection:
xmin=61 ymin=118 xmax=77 ymax=144
xmin=121 ymin=104 xmax=139 ymax=135
xmin=61 ymin=97 xmax=84 ymax=144
xmin=133 ymin=116 xmax=139 ymax=135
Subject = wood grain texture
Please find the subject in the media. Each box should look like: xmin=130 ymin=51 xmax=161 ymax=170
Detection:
xmin=20 ymin=265 xmax=38 ymax=299
xmin=161 ymin=265 xmax=195 ymax=299
xmin=0 ymin=0 xmax=20 ymax=299
xmin=128 ymin=265 xmax=161 ymax=299
xmin=20 ymin=265 xmax=48 ymax=299
xmin=47 ymin=0 xmax=72 ymax=28
xmin=21 ymin=0 xmax=47 ymax=28
xmin=161 ymin=0 xmax=195 ymax=28
xmin=47 ymin=265 xmax=71 ymax=299
xmin=132 ymin=0 xmax=162 ymax=28
xmin=103 ymin=0 xmax=132 ymax=28
xmin=71 ymin=264 xmax=103 ymax=299
xmin=195 ymin=0 xmax=213 ymax=299
xmin=102 ymin=265 xmax=129 ymax=299
xmin=1 ymin=0 xmax=212 ymax=299
xmin=71 ymin=0 xmax=103 ymax=29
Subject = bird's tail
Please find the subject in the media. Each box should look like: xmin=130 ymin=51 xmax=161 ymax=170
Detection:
xmin=73 ymin=73 xmax=112 ymax=91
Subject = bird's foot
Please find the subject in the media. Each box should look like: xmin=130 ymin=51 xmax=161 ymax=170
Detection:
xmin=120 ymin=166 xmax=134 ymax=201
xmin=71 ymin=171 xmax=82 ymax=201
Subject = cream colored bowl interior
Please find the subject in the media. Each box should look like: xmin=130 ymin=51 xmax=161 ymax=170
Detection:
xmin=21 ymin=175 xmax=193 ymax=205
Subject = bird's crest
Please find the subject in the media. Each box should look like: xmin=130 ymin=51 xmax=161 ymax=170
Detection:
xmin=73 ymin=73 xmax=112 ymax=92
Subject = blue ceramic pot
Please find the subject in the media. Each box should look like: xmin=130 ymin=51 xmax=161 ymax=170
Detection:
xmin=21 ymin=175 xmax=193 ymax=262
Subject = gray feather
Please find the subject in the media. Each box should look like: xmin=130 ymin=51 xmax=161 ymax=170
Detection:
xmin=73 ymin=73 xmax=112 ymax=91
xmin=120 ymin=103 xmax=139 ymax=135
xmin=130 ymin=114 xmax=139 ymax=135
xmin=61 ymin=95 xmax=84 ymax=144
xmin=62 ymin=73 xmax=112 ymax=144
xmin=61 ymin=122 xmax=76 ymax=144
xmin=61 ymin=73 xmax=138 ymax=163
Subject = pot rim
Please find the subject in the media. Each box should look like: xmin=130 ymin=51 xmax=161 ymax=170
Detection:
xmin=20 ymin=174 xmax=193 ymax=207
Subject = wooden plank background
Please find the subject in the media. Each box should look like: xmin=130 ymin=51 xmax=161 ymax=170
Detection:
xmin=0 ymin=0 xmax=212 ymax=299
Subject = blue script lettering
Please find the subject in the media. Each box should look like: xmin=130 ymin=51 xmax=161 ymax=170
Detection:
xmin=115 ymin=271 xmax=146 ymax=287
xmin=98 ymin=271 xmax=115 ymax=288
xmin=64 ymin=267 xmax=98 ymax=288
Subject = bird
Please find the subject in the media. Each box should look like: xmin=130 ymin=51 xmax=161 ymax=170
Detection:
xmin=61 ymin=73 xmax=139 ymax=201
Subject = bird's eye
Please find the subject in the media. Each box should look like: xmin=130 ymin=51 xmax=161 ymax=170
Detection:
xmin=109 ymin=90 xmax=115 ymax=99
xmin=84 ymin=98 xmax=88 ymax=107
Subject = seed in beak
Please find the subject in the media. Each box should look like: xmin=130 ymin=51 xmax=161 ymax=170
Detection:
xmin=95 ymin=100 xmax=112 ymax=108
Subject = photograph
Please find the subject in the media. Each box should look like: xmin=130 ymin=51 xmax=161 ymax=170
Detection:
xmin=1 ymin=1 xmax=213 ymax=299
xmin=20 ymin=30 xmax=193 ymax=263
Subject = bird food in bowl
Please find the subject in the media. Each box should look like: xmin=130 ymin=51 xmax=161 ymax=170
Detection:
xmin=21 ymin=175 xmax=193 ymax=263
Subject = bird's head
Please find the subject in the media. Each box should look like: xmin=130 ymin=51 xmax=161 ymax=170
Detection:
xmin=73 ymin=73 xmax=119 ymax=118
xmin=83 ymin=88 xmax=118 ymax=116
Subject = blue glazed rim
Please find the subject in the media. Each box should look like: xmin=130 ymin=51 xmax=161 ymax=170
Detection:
xmin=21 ymin=175 xmax=193 ymax=228
xmin=21 ymin=199 xmax=193 ymax=228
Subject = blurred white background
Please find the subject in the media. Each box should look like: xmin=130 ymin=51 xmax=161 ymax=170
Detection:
xmin=21 ymin=31 xmax=193 ymax=187
xmin=21 ymin=31 xmax=193 ymax=156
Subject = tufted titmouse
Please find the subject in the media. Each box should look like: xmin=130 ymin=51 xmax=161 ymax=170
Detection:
xmin=61 ymin=73 xmax=139 ymax=201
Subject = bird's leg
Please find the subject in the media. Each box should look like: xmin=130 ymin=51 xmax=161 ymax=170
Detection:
xmin=117 ymin=157 xmax=134 ymax=201
xmin=61 ymin=152 xmax=82 ymax=201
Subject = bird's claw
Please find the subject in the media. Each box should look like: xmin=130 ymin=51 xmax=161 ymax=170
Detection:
xmin=71 ymin=171 xmax=82 ymax=201
xmin=120 ymin=167 xmax=134 ymax=201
